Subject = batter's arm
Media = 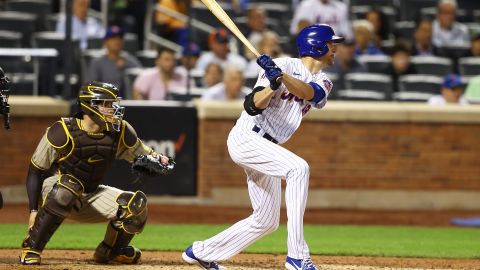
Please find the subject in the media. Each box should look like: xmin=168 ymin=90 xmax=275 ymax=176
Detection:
xmin=253 ymin=87 xmax=275 ymax=109
xmin=281 ymin=74 xmax=326 ymax=103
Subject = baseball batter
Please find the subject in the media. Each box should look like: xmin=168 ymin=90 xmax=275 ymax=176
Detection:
xmin=182 ymin=24 xmax=344 ymax=270
xmin=20 ymin=81 xmax=171 ymax=265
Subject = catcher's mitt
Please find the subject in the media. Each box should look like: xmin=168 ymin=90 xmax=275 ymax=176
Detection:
xmin=132 ymin=154 xmax=175 ymax=178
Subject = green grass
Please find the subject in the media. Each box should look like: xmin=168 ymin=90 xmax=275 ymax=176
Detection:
xmin=2 ymin=224 xmax=479 ymax=259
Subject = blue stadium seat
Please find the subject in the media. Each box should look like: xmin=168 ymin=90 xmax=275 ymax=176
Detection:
xmin=459 ymin=57 xmax=480 ymax=76
xmin=394 ymin=74 xmax=442 ymax=101
xmin=410 ymin=56 xmax=453 ymax=76
xmin=343 ymin=73 xmax=393 ymax=100
xmin=0 ymin=11 xmax=37 ymax=47
xmin=357 ymin=55 xmax=392 ymax=75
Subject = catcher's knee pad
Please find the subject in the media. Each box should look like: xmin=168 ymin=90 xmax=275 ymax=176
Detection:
xmin=23 ymin=175 xmax=83 ymax=252
xmin=44 ymin=174 xmax=84 ymax=217
xmin=115 ymin=191 xmax=147 ymax=234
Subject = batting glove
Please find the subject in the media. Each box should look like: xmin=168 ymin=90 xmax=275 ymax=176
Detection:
xmin=256 ymin=54 xmax=276 ymax=70
xmin=264 ymin=66 xmax=282 ymax=90
xmin=257 ymin=54 xmax=283 ymax=90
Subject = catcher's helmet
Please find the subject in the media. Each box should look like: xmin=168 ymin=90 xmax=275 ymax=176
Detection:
xmin=296 ymin=24 xmax=344 ymax=58
xmin=78 ymin=81 xmax=124 ymax=132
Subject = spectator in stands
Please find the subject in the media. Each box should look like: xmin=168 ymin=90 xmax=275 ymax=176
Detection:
xmin=56 ymin=0 xmax=104 ymax=50
xmin=155 ymin=0 xmax=189 ymax=48
xmin=388 ymin=42 xmax=417 ymax=93
xmin=353 ymin=20 xmax=384 ymax=55
xmin=466 ymin=34 xmax=480 ymax=57
xmin=290 ymin=0 xmax=353 ymax=40
xmin=432 ymin=0 xmax=470 ymax=48
xmin=246 ymin=31 xmax=284 ymax=75
xmin=178 ymin=42 xmax=202 ymax=73
xmin=412 ymin=19 xmax=439 ymax=56
xmin=324 ymin=39 xmax=366 ymax=90
xmin=87 ymin=26 xmax=141 ymax=99
xmin=365 ymin=9 xmax=392 ymax=47
xmin=428 ymin=73 xmax=468 ymax=105
xmin=133 ymin=47 xmax=187 ymax=100
xmin=195 ymin=28 xmax=247 ymax=72
xmin=201 ymin=66 xmax=250 ymax=100
xmin=242 ymin=6 xmax=269 ymax=60
xmin=203 ymin=63 xmax=224 ymax=88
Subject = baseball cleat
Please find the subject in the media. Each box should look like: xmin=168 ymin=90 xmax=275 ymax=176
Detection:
xmin=182 ymin=245 xmax=227 ymax=270
xmin=285 ymin=256 xmax=318 ymax=270
xmin=112 ymin=246 xmax=142 ymax=264
xmin=19 ymin=249 xmax=41 ymax=265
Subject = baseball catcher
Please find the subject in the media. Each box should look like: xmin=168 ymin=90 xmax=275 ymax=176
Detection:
xmin=0 ymin=66 xmax=11 ymax=130
xmin=20 ymin=81 xmax=174 ymax=265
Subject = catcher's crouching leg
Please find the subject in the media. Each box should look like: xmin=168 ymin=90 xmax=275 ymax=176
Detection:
xmin=20 ymin=175 xmax=83 ymax=265
xmin=94 ymin=191 xmax=147 ymax=264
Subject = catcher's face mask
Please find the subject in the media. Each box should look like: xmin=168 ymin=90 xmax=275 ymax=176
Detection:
xmin=90 ymin=98 xmax=125 ymax=132
xmin=78 ymin=81 xmax=125 ymax=132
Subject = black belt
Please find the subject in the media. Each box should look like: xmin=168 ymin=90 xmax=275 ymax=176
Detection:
xmin=252 ymin=125 xmax=278 ymax=144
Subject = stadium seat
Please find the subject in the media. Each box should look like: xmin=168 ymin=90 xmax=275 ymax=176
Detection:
xmin=0 ymin=11 xmax=37 ymax=47
xmin=437 ymin=45 xmax=470 ymax=60
xmin=190 ymin=68 xmax=204 ymax=87
xmin=8 ymin=73 xmax=36 ymax=95
xmin=5 ymin=0 xmax=52 ymax=31
xmin=135 ymin=50 xmax=157 ymax=67
xmin=399 ymin=0 xmax=437 ymax=21
xmin=32 ymin=31 xmax=81 ymax=70
xmin=420 ymin=7 xmax=470 ymax=22
xmin=410 ymin=56 xmax=452 ymax=76
xmin=336 ymin=89 xmax=387 ymax=101
xmin=0 ymin=30 xmax=22 ymax=48
xmin=357 ymin=55 xmax=392 ymax=75
xmin=343 ymin=73 xmax=393 ymax=100
xmin=459 ymin=57 xmax=480 ymax=76
xmin=245 ymin=74 xmax=258 ymax=89
xmin=351 ymin=5 xmax=396 ymax=30
xmin=191 ymin=3 xmax=234 ymax=29
xmin=465 ymin=22 xmax=480 ymax=36
xmin=125 ymin=67 xmax=144 ymax=91
xmin=167 ymin=88 xmax=204 ymax=101
xmin=45 ymin=13 xmax=61 ymax=31
xmin=394 ymin=21 xmax=415 ymax=40
xmin=394 ymin=74 xmax=442 ymax=101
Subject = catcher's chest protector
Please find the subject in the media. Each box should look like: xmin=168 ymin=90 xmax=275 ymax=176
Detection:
xmin=58 ymin=117 xmax=120 ymax=193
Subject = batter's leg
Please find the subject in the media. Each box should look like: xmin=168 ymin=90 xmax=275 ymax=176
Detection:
xmin=192 ymin=170 xmax=281 ymax=262
xmin=284 ymin=157 xmax=310 ymax=259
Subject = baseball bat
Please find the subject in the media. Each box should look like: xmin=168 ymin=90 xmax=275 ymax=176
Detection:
xmin=199 ymin=0 xmax=260 ymax=58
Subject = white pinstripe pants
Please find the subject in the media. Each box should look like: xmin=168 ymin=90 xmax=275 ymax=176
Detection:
xmin=41 ymin=176 xmax=123 ymax=223
xmin=193 ymin=122 xmax=311 ymax=261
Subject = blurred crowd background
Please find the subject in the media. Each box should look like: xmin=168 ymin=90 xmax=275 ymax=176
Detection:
xmin=1 ymin=0 xmax=480 ymax=105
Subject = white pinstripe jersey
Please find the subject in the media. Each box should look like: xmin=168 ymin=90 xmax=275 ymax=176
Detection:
xmin=238 ymin=57 xmax=333 ymax=144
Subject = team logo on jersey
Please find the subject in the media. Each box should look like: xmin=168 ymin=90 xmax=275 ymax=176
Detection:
xmin=293 ymin=72 xmax=301 ymax=77
xmin=323 ymin=79 xmax=333 ymax=94
xmin=280 ymin=90 xmax=303 ymax=102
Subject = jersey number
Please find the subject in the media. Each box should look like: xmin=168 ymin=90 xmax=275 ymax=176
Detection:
xmin=301 ymin=104 xmax=312 ymax=116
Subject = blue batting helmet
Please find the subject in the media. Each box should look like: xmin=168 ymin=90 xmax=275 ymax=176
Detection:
xmin=296 ymin=24 xmax=344 ymax=57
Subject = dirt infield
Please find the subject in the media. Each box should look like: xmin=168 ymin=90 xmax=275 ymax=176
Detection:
xmin=2 ymin=204 xmax=480 ymax=270
xmin=1 ymin=250 xmax=480 ymax=270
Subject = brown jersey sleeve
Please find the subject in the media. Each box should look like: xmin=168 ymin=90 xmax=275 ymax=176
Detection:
xmin=116 ymin=120 xmax=156 ymax=162
xmin=31 ymin=120 xmax=70 ymax=170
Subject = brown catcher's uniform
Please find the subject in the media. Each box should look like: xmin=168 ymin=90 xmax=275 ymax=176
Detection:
xmin=21 ymin=81 xmax=159 ymax=265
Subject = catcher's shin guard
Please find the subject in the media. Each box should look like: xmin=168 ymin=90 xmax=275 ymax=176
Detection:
xmin=94 ymin=221 xmax=141 ymax=264
xmin=94 ymin=191 xmax=147 ymax=264
xmin=20 ymin=175 xmax=83 ymax=265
